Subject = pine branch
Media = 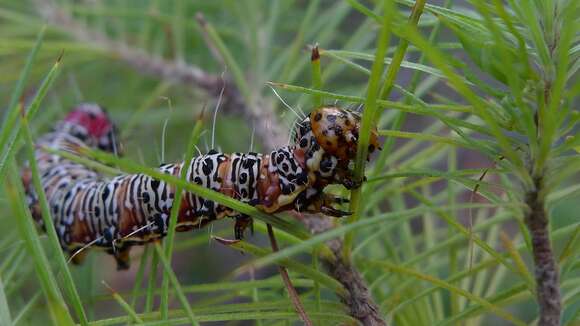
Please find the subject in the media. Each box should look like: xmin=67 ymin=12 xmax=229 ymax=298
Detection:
xmin=34 ymin=0 xmax=287 ymax=150
xmin=302 ymin=215 xmax=387 ymax=326
xmin=525 ymin=176 xmax=561 ymax=326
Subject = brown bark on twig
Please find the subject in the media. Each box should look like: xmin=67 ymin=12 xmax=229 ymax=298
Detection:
xmin=524 ymin=176 xmax=561 ymax=326
xmin=303 ymin=215 xmax=387 ymax=326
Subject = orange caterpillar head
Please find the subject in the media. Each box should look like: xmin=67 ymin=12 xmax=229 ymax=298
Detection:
xmin=309 ymin=106 xmax=381 ymax=161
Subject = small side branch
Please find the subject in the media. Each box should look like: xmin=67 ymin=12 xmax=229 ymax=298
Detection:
xmin=267 ymin=224 xmax=313 ymax=326
xmin=524 ymin=176 xmax=561 ymax=326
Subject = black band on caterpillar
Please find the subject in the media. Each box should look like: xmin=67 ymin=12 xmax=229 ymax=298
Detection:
xmin=22 ymin=103 xmax=381 ymax=270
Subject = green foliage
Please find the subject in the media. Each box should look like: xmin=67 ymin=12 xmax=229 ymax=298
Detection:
xmin=0 ymin=0 xmax=578 ymax=325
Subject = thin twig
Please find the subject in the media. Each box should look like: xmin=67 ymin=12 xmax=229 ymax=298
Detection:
xmin=34 ymin=0 xmax=287 ymax=150
xmin=266 ymin=224 xmax=313 ymax=326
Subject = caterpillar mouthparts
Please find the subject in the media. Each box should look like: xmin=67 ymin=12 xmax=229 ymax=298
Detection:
xmin=23 ymin=103 xmax=381 ymax=270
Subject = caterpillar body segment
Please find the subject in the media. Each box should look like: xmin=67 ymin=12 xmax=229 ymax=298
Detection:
xmin=22 ymin=103 xmax=380 ymax=269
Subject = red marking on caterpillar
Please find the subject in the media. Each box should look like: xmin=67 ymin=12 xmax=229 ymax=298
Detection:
xmin=64 ymin=107 xmax=112 ymax=138
xmin=22 ymin=103 xmax=380 ymax=270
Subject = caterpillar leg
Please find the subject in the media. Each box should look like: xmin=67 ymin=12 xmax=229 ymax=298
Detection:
xmin=334 ymin=167 xmax=365 ymax=190
xmin=234 ymin=215 xmax=253 ymax=240
xmin=316 ymin=194 xmax=352 ymax=217
xmin=107 ymin=245 xmax=132 ymax=270
xmin=330 ymin=196 xmax=350 ymax=204
xmin=341 ymin=176 xmax=365 ymax=190
xmin=320 ymin=204 xmax=352 ymax=217
xmin=296 ymin=191 xmax=352 ymax=217
xmin=319 ymin=194 xmax=351 ymax=217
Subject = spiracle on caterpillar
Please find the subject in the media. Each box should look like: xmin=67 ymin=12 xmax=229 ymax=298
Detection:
xmin=21 ymin=103 xmax=381 ymax=270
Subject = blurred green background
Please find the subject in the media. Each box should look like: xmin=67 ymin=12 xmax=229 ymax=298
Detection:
xmin=0 ymin=0 xmax=578 ymax=325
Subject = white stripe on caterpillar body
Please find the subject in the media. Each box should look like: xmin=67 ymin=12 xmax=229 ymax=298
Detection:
xmin=22 ymin=103 xmax=381 ymax=269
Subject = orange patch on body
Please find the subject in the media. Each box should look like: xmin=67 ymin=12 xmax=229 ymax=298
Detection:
xmin=256 ymin=154 xmax=281 ymax=213
xmin=70 ymin=187 xmax=93 ymax=244
xmin=218 ymin=156 xmax=234 ymax=197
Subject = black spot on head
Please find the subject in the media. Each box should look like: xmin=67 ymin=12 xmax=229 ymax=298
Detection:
xmin=314 ymin=113 xmax=322 ymax=121
xmin=299 ymin=138 xmax=308 ymax=148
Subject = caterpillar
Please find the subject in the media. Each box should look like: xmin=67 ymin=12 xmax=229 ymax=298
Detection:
xmin=22 ymin=103 xmax=380 ymax=270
